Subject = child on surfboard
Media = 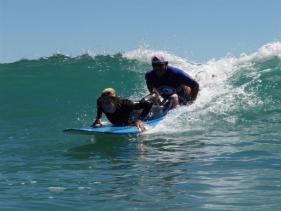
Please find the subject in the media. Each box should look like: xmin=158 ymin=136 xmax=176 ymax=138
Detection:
xmin=91 ymin=88 xmax=160 ymax=132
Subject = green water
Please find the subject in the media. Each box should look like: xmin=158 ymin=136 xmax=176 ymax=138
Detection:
xmin=0 ymin=49 xmax=281 ymax=210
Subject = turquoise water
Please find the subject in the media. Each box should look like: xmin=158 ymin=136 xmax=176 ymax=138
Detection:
xmin=1 ymin=43 xmax=281 ymax=210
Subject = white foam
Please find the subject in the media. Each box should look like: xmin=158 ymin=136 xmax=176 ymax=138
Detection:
xmin=48 ymin=187 xmax=66 ymax=192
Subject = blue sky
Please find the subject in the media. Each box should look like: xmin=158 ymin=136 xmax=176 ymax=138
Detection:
xmin=1 ymin=0 xmax=281 ymax=63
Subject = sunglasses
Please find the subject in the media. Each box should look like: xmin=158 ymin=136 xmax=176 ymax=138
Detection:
xmin=152 ymin=63 xmax=166 ymax=68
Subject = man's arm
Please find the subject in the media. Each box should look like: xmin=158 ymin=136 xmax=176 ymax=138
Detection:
xmin=145 ymin=72 xmax=154 ymax=93
xmin=177 ymin=70 xmax=199 ymax=101
xmin=190 ymin=81 xmax=199 ymax=101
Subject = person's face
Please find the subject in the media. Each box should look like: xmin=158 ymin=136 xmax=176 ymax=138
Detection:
xmin=152 ymin=63 xmax=167 ymax=76
xmin=100 ymin=96 xmax=116 ymax=113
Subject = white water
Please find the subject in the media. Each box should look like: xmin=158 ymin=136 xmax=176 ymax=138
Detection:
xmin=124 ymin=42 xmax=281 ymax=135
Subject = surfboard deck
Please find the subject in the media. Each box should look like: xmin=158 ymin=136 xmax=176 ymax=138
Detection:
xmin=63 ymin=114 xmax=166 ymax=135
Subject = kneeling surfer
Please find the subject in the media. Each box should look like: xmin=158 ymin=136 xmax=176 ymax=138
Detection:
xmin=92 ymin=88 xmax=155 ymax=132
xmin=145 ymin=55 xmax=199 ymax=110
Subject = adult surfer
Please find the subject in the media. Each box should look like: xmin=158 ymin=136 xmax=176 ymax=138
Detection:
xmin=145 ymin=55 xmax=199 ymax=109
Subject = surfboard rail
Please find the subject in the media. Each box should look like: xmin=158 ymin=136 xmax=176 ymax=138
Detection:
xmin=63 ymin=112 xmax=167 ymax=135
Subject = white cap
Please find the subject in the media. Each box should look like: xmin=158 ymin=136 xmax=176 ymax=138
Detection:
xmin=151 ymin=54 xmax=168 ymax=65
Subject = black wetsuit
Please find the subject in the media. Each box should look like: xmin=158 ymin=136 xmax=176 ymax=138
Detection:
xmin=96 ymin=97 xmax=152 ymax=126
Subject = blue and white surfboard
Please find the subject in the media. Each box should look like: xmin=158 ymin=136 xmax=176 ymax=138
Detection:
xmin=63 ymin=113 xmax=167 ymax=135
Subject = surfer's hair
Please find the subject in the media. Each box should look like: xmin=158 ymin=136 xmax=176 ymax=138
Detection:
xmin=101 ymin=88 xmax=116 ymax=97
xmin=99 ymin=88 xmax=121 ymax=108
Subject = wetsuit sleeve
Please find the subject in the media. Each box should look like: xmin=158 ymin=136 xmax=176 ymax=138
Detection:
xmin=96 ymin=99 xmax=103 ymax=119
xmin=122 ymin=99 xmax=152 ymax=121
xmin=132 ymin=101 xmax=152 ymax=121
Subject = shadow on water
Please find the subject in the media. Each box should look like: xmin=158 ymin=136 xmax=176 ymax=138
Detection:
xmin=65 ymin=130 xmax=208 ymax=162
xmin=66 ymin=134 xmax=136 ymax=160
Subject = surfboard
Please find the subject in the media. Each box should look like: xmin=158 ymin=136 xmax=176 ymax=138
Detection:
xmin=63 ymin=113 xmax=167 ymax=135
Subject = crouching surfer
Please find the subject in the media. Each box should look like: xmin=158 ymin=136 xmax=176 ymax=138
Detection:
xmin=91 ymin=88 xmax=158 ymax=132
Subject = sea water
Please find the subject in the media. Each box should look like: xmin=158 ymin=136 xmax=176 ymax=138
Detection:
xmin=0 ymin=43 xmax=281 ymax=210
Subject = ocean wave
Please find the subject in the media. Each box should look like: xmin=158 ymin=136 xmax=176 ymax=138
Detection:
xmin=1 ymin=42 xmax=280 ymax=134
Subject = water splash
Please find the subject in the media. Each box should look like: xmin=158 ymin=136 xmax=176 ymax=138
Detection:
xmin=124 ymin=42 xmax=281 ymax=135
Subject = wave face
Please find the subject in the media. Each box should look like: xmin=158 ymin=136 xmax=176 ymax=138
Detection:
xmin=1 ymin=43 xmax=281 ymax=210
